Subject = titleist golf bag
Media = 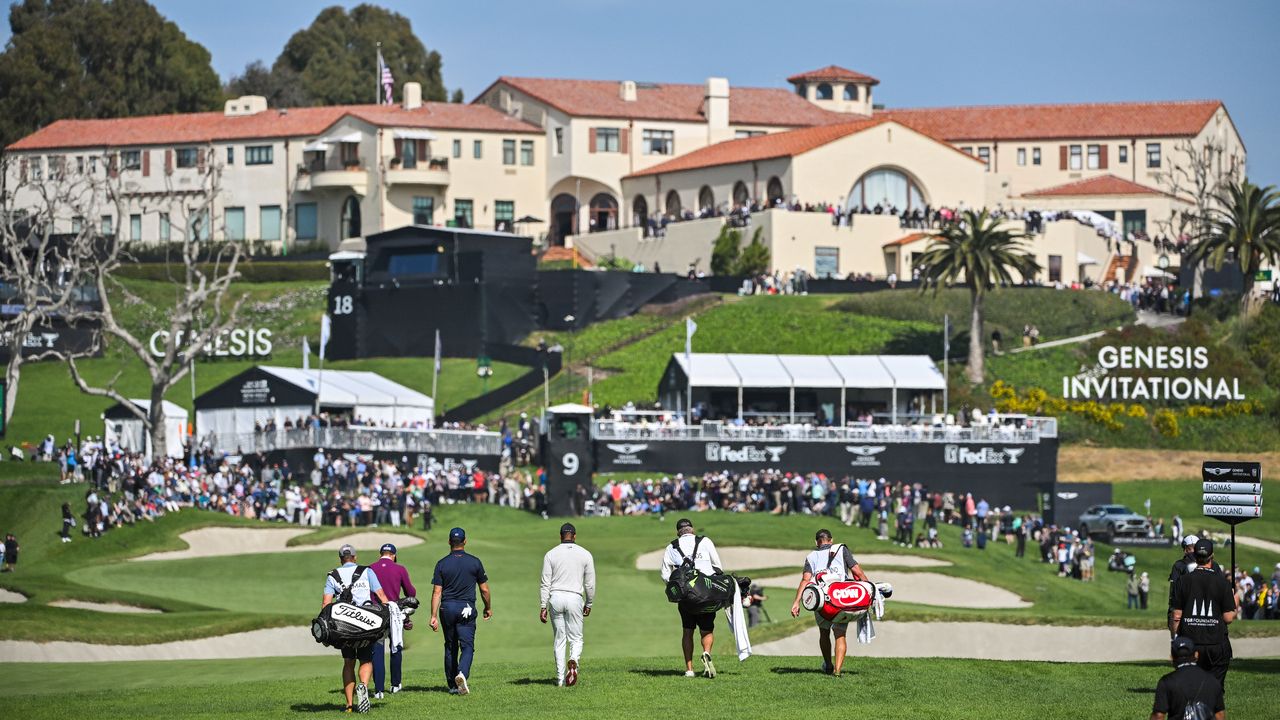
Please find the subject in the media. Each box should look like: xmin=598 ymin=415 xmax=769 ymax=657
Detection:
xmin=310 ymin=566 xmax=419 ymax=651
xmin=664 ymin=536 xmax=750 ymax=614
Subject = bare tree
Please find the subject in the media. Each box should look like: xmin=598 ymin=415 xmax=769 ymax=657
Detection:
xmin=1153 ymin=137 xmax=1239 ymax=295
xmin=62 ymin=146 xmax=248 ymax=459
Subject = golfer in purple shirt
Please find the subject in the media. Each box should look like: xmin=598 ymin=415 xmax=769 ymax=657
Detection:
xmin=369 ymin=543 xmax=417 ymax=698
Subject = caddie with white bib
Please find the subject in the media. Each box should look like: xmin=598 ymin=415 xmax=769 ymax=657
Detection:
xmin=318 ymin=544 xmax=391 ymax=714
xmin=790 ymin=529 xmax=890 ymax=677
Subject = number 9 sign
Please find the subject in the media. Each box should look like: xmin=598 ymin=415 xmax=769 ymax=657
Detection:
xmin=562 ymin=452 xmax=579 ymax=476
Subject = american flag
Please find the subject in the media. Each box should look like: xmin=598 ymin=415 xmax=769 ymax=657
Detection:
xmin=377 ymin=48 xmax=394 ymax=105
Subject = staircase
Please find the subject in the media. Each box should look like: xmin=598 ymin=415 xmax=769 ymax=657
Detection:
xmin=1103 ymin=254 xmax=1134 ymax=283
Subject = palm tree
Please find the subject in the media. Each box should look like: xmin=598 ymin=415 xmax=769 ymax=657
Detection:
xmin=1184 ymin=179 xmax=1280 ymax=313
xmin=916 ymin=209 xmax=1040 ymax=384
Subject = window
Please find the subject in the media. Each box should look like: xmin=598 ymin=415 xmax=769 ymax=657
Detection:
xmin=31 ymin=156 xmax=43 ymax=180
xmin=71 ymin=217 xmax=83 ymax=233
xmin=121 ymin=150 xmax=141 ymax=171
xmin=495 ymin=200 xmax=514 ymax=231
xmin=224 ymin=207 xmax=245 ymax=241
xmin=175 ymin=148 xmax=199 ymax=168
xmin=401 ymin=139 xmax=418 ymax=169
xmin=816 ymin=83 xmax=833 ymax=100
xmin=1123 ymin=209 xmax=1147 ymax=236
xmin=977 ymin=147 xmax=991 ymax=170
xmin=189 ymin=209 xmax=210 ymax=241
xmin=698 ymin=186 xmax=715 ymax=211
xmin=843 ymin=85 xmax=858 ymax=101
xmin=594 ymin=128 xmax=619 ymax=153
xmin=502 ymin=139 xmax=516 ymax=165
xmin=473 ymin=140 xmax=482 ymax=159
xmin=101 ymin=215 xmax=113 ymax=235
xmin=245 ymin=145 xmax=273 ymax=165
xmin=814 ymin=247 xmax=839 ymax=278
xmin=1118 ymin=145 xmax=1129 ymax=164
xmin=159 ymin=213 xmax=170 ymax=242
xmin=341 ymin=196 xmax=361 ymax=239
xmin=520 ymin=140 xmax=534 ymax=166
xmin=795 ymin=82 xmax=806 ymax=97
xmin=848 ymin=168 xmax=925 ymax=212
xmin=960 ymin=146 xmax=973 ymax=156
xmin=260 ymin=206 xmax=281 ymax=242
xmin=295 ymin=203 xmax=317 ymax=240
xmin=130 ymin=214 xmax=142 ymax=242
xmin=1087 ymin=144 xmax=1100 ymax=170
xmin=226 ymin=147 xmax=234 ymax=165
xmin=1069 ymin=145 xmax=1082 ymax=170
xmin=340 ymin=142 xmax=359 ymax=167
xmin=1146 ymin=143 xmax=1161 ymax=168
xmin=642 ymin=129 xmax=674 ymax=155
xmin=1017 ymin=148 xmax=1026 ymax=166
xmin=1048 ymin=254 xmax=1062 ymax=283
xmin=735 ymin=130 xmax=765 ymax=139
xmin=554 ymin=128 xmax=564 ymax=155
xmin=412 ymin=196 xmax=433 ymax=225
xmin=453 ymin=199 xmax=473 ymax=229
xmin=452 ymin=139 xmax=461 ymax=158
xmin=1032 ymin=147 xmax=1042 ymax=166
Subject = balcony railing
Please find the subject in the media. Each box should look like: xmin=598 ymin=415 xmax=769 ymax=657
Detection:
xmin=205 ymin=426 xmax=502 ymax=456
xmin=591 ymin=418 xmax=1052 ymax=444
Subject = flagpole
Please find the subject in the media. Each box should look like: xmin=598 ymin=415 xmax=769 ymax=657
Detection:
xmin=376 ymin=42 xmax=382 ymax=105
xmin=432 ymin=330 xmax=440 ymax=411
xmin=943 ymin=313 xmax=950 ymax=416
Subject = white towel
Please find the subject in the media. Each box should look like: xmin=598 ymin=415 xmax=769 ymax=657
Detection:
xmin=387 ymin=602 xmax=405 ymax=652
xmin=724 ymin=580 xmax=752 ymax=661
xmin=856 ymin=584 xmax=888 ymax=645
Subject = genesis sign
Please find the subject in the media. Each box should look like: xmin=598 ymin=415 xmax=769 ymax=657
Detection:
xmin=1062 ymin=346 xmax=1245 ymax=402
xmin=944 ymin=445 xmax=1025 ymax=465
xmin=704 ymin=443 xmax=787 ymax=464
xmin=605 ymin=443 xmax=648 ymax=465
xmin=149 ymin=328 xmax=274 ymax=359
xmin=846 ymin=445 xmax=886 ymax=467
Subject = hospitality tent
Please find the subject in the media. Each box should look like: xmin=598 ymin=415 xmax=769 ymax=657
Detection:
xmin=659 ymin=353 xmax=946 ymax=423
xmin=194 ymin=365 xmax=434 ymax=440
xmin=102 ymin=399 xmax=189 ymax=459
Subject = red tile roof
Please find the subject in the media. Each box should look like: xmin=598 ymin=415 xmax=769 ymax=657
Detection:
xmin=485 ymin=76 xmax=851 ymax=127
xmin=1021 ymin=175 xmax=1170 ymax=198
xmin=876 ymin=100 xmax=1222 ymax=141
xmin=6 ymin=102 xmax=539 ymax=151
xmin=625 ymin=118 xmax=890 ymax=178
xmin=883 ymin=233 xmax=931 ymax=247
xmin=786 ymin=65 xmax=880 ymax=86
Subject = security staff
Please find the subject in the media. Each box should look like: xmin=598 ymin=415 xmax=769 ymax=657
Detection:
xmin=659 ymin=518 xmax=724 ymax=678
xmin=368 ymin=543 xmax=416 ymax=699
xmin=789 ymin=529 xmax=868 ymax=677
xmin=429 ymin=527 xmax=492 ymax=695
xmin=1151 ymin=637 xmax=1225 ymax=720
xmin=1170 ymin=538 xmax=1238 ymax=687
xmin=322 ymin=544 xmax=391 ymax=714
xmin=539 ymin=523 xmax=596 ymax=687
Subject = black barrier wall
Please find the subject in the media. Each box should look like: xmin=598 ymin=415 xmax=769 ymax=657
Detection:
xmin=264 ymin=448 xmax=500 ymax=475
xmin=1044 ymin=482 xmax=1113 ymax=527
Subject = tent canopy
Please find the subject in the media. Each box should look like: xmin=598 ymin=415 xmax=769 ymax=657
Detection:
xmin=667 ymin=353 xmax=944 ymax=392
xmin=103 ymin=399 xmax=187 ymax=420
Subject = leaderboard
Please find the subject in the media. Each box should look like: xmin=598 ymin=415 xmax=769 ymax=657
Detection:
xmin=1202 ymin=461 xmax=1262 ymax=524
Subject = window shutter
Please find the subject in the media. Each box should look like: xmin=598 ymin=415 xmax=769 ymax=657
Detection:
xmin=1099 ymin=145 xmax=1108 ymax=170
xmin=393 ymin=138 xmax=404 ymax=159
xmin=142 ymin=150 xmax=150 ymax=177
xmin=197 ymin=148 xmax=206 ymax=172
xmin=416 ymin=139 xmax=427 ymax=160
xmin=19 ymin=157 xmax=27 ymax=183
xmin=619 ymin=128 xmax=629 ymax=154
xmin=165 ymin=149 xmax=173 ymax=174
xmin=109 ymin=153 xmax=118 ymax=178
xmin=1059 ymin=145 xmax=1068 ymax=170
xmin=588 ymin=128 xmax=597 ymax=153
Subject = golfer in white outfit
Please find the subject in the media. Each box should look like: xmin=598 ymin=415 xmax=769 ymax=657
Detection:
xmin=540 ymin=522 xmax=596 ymax=687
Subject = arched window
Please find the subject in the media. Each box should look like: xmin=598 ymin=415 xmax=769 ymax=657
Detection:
xmin=766 ymin=177 xmax=784 ymax=205
xmin=794 ymin=82 xmax=806 ymax=97
xmin=632 ymin=195 xmax=649 ymax=228
xmin=550 ymin=193 xmax=577 ymax=246
xmin=341 ymin=195 xmax=362 ymax=239
xmin=732 ymin=181 xmax=750 ymax=208
xmin=588 ymin=192 xmax=617 ymax=232
xmin=665 ymin=190 xmax=682 ymax=217
xmin=816 ymin=83 xmax=833 ymax=100
xmin=698 ymin=185 xmax=715 ymax=212
xmin=847 ymin=168 xmax=926 ymax=212
xmin=843 ymin=84 xmax=858 ymax=101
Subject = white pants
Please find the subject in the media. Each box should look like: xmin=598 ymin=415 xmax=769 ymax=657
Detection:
xmin=549 ymin=591 xmax=584 ymax=682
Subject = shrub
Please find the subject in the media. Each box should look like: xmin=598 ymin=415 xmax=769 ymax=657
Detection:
xmin=732 ymin=227 xmax=770 ymax=276
xmin=1153 ymin=409 xmax=1180 ymax=438
xmin=710 ymin=225 xmax=742 ymax=276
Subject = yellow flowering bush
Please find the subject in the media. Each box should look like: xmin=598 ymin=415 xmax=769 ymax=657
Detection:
xmin=1153 ymin=409 xmax=1180 ymax=438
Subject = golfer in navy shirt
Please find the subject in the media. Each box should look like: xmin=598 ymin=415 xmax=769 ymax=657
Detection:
xmin=430 ymin=527 xmax=492 ymax=695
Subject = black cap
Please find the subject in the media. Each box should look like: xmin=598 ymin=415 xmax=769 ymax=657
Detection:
xmin=675 ymin=518 xmax=694 ymax=532
xmin=816 ymin=529 xmax=833 ymax=542
xmin=1171 ymin=637 xmax=1196 ymax=658
xmin=560 ymin=523 xmax=576 ymax=535
xmin=1194 ymin=538 xmax=1214 ymax=560
xmin=449 ymin=527 xmax=466 ymax=543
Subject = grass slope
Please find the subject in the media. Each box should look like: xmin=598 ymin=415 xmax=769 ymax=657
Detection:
xmin=4 ymin=656 xmax=1279 ymax=719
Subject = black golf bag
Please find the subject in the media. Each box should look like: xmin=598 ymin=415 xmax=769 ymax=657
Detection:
xmin=310 ymin=566 xmax=420 ymax=651
xmin=663 ymin=536 xmax=750 ymax=614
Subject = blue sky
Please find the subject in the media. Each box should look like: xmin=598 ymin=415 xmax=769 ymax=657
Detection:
xmin=5 ymin=0 xmax=1279 ymax=183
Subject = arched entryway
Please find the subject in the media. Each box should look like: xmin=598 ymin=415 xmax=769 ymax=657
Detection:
xmin=732 ymin=181 xmax=750 ymax=208
xmin=846 ymin=167 xmax=926 ymax=212
xmin=588 ymin=193 xmax=618 ymax=233
xmin=632 ymin=195 xmax=649 ymax=230
xmin=665 ymin=190 xmax=682 ymax=217
xmin=697 ymin=185 xmax=715 ymax=213
xmin=341 ymin=195 xmax=361 ymax=239
xmin=549 ymin=193 xmax=577 ymax=246
xmin=766 ymin=176 xmax=784 ymax=206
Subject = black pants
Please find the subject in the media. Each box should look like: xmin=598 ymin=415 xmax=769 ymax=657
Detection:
xmin=1194 ymin=640 xmax=1232 ymax=688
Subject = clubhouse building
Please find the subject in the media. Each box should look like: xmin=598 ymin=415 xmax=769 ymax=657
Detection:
xmin=4 ymin=65 xmax=1247 ymax=285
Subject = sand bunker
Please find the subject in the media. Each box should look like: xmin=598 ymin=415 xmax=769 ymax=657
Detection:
xmin=755 ymin=621 xmax=1280 ymax=662
xmin=0 ymin=627 xmax=327 ymax=663
xmin=752 ymin=571 xmax=1031 ymax=609
xmin=634 ymin=546 xmax=951 ymax=571
xmin=48 ymin=600 xmax=162 ymax=614
xmin=0 ymin=588 xmax=27 ymax=604
xmin=133 ymin=527 xmax=424 ymax=562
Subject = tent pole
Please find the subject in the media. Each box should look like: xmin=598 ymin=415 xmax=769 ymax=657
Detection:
xmin=840 ymin=386 xmax=846 ymax=426
xmin=737 ymin=385 xmax=743 ymax=421
xmin=789 ymin=386 xmax=795 ymax=424
xmin=892 ymin=386 xmax=898 ymax=425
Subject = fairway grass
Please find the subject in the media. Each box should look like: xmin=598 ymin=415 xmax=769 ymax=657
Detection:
xmin=3 ymin=656 xmax=1277 ymax=719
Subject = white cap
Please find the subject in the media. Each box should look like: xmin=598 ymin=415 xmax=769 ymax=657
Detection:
xmin=1182 ymin=534 xmax=1199 ymax=546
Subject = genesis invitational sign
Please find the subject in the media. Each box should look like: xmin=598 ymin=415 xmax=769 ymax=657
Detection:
xmin=1061 ymin=346 xmax=1244 ymax=402
xmin=149 ymin=328 xmax=274 ymax=359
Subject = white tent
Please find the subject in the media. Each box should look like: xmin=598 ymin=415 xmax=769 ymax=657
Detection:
xmin=103 ymin=399 xmax=189 ymax=458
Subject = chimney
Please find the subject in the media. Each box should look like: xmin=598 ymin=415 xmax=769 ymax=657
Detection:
xmin=224 ymin=95 xmax=267 ymax=117
xmin=705 ymin=77 xmax=730 ymax=144
xmin=403 ymin=82 xmax=422 ymax=110
xmin=619 ymin=80 xmax=637 ymax=102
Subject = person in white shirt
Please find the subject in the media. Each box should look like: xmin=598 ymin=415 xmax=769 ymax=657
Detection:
xmin=789 ymin=529 xmax=867 ymax=677
xmin=660 ymin=518 xmax=724 ymax=678
xmin=539 ymin=523 xmax=596 ymax=687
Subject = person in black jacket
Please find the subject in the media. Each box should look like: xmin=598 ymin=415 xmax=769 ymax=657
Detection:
xmin=60 ymin=503 xmax=75 ymax=543
xmin=1151 ymin=637 xmax=1224 ymax=720
xmin=1171 ymin=539 xmax=1238 ymax=687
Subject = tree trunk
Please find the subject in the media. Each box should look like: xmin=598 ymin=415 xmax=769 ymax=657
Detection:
xmin=967 ymin=288 xmax=985 ymax=384
xmin=149 ymin=384 xmax=167 ymax=461
xmin=3 ymin=359 xmax=19 ymax=426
